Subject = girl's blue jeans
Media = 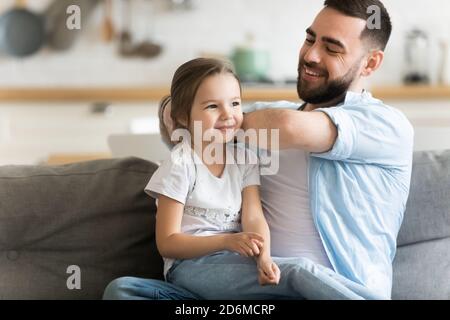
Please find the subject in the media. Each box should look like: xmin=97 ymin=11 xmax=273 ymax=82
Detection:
xmin=103 ymin=251 xmax=383 ymax=300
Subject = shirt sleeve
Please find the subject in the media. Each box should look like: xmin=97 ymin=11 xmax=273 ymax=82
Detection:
xmin=144 ymin=152 xmax=192 ymax=205
xmin=241 ymin=147 xmax=261 ymax=189
xmin=311 ymin=104 xmax=414 ymax=167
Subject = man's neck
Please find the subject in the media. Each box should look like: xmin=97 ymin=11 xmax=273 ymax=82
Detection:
xmin=304 ymin=82 xmax=365 ymax=112
xmin=303 ymin=93 xmax=346 ymax=111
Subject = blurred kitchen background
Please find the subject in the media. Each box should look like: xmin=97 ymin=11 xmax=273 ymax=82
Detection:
xmin=0 ymin=0 xmax=450 ymax=165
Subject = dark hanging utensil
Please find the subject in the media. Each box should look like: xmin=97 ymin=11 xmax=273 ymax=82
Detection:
xmin=0 ymin=0 xmax=45 ymax=57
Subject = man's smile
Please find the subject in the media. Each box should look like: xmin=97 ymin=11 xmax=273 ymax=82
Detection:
xmin=300 ymin=64 xmax=327 ymax=82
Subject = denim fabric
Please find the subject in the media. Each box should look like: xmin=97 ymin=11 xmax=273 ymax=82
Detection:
xmin=104 ymin=251 xmax=384 ymax=300
xmin=103 ymin=276 xmax=200 ymax=300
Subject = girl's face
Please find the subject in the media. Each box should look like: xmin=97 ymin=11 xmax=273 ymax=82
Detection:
xmin=189 ymin=73 xmax=243 ymax=144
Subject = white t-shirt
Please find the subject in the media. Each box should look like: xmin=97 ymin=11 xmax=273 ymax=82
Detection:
xmin=145 ymin=142 xmax=260 ymax=277
xmin=260 ymin=148 xmax=333 ymax=269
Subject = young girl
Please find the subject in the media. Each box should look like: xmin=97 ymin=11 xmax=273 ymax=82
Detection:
xmin=145 ymin=57 xmax=281 ymax=294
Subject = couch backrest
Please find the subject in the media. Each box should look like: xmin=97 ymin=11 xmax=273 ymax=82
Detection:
xmin=0 ymin=157 xmax=163 ymax=299
xmin=1 ymin=152 xmax=448 ymax=300
xmin=397 ymin=150 xmax=450 ymax=246
xmin=392 ymin=150 xmax=450 ymax=299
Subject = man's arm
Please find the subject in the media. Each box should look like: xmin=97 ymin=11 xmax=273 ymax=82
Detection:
xmin=242 ymin=108 xmax=337 ymax=152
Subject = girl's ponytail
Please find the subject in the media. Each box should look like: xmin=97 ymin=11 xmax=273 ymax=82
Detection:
xmin=158 ymin=95 xmax=175 ymax=149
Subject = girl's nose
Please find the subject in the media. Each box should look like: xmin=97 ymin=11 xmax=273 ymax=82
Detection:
xmin=220 ymin=106 xmax=233 ymax=120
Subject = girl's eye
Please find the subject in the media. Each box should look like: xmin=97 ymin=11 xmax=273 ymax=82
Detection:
xmin=305 ymin=38 xmax=314 ymax=45
xmin=206 ymin=104 xmax=218 ymax=109
xmin=232 ymin=101 xmax=240 ymax=107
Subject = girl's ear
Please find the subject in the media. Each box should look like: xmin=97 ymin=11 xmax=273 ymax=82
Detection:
xmin=177 ymin=116 xmax=189 ymax=128
xmin=162 ymin=101 xmax=174 ymax=134
xmin=361 ymin=50 xmax=384 ymax=77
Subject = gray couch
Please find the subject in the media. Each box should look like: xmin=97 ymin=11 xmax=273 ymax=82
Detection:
xmin=0 ymin=151 xmax=449 ymax=300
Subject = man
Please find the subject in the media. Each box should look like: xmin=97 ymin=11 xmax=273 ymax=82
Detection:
xmin=104 ymin=0 xmax=413 ymax=300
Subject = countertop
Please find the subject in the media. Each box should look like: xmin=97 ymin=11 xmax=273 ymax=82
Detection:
xmin=0 ymin=85 xmax=449 ymax=102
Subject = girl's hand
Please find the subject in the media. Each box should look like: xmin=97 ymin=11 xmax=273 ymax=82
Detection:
xmin=257 ymin=257 xmax=281 ymax=286
xmin=225 ymin=232 xmax=264 ymax=257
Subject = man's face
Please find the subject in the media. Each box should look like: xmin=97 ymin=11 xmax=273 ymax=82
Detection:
xmin=297 ymin=7 xmax=368 ymax=105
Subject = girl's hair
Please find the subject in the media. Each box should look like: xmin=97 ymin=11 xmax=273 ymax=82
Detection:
xmin=158 ymin=58 xmax=241 ymax=148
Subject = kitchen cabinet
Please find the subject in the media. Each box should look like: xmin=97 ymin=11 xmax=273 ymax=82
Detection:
xmin=0 ymin=102 xmax=159 ymax=165
xmin=1 ymin=85 xmax=450 ymax=165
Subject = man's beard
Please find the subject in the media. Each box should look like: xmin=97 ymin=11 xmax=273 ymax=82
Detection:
xmin=297 ymin=59 xmax=361 ymax=105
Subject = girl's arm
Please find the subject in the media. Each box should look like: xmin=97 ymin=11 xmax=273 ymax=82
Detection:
xmin=241 ymin=185 xmax=271 ymax=258
xmin=241 ymin=185 xmax=280 ymax=285
xmin=156 ymin=194 xmax=263 ymax=259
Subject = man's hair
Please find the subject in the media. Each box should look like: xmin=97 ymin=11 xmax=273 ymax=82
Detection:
xmin=323 ymin=0 xmax=392 ymax=51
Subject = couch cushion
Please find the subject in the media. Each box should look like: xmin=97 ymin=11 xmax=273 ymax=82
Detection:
xmin=393 ymin=150 xmax=450 ymax=300
xmin=392 ymin=237 xmax=450 ymax=300
xmin=0 ymin=157 xmax=163 ymax=299
xmin=397 ymin=150 xmax=450 ymax=246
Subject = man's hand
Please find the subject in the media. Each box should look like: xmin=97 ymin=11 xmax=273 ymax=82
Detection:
xmin=224 ymin=232 xmax=264 ymax=257
xmin=257 ymin=256 xmax=280 ymax=286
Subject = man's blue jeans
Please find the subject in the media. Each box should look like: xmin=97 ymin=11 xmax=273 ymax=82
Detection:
xmin=103 ymin=251 xmax=384 ymax=300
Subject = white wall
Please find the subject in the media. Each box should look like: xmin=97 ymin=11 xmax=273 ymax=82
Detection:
xmin=0 ymin=0 xmax=449 ymax=87
xmin=1 ymin=0 xmax=450 ymax=165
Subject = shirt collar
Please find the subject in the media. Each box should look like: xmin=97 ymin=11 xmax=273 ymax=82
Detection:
xmin=341 ymin=89 xmax=373 ymax=105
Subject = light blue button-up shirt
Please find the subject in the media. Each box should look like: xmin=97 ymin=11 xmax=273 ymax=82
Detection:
xmin=248 ymin=91 xmax=414 ymax=299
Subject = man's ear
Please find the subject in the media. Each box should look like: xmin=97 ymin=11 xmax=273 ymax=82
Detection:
xmin=361 ymin=50 xmax=384 ymax=77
